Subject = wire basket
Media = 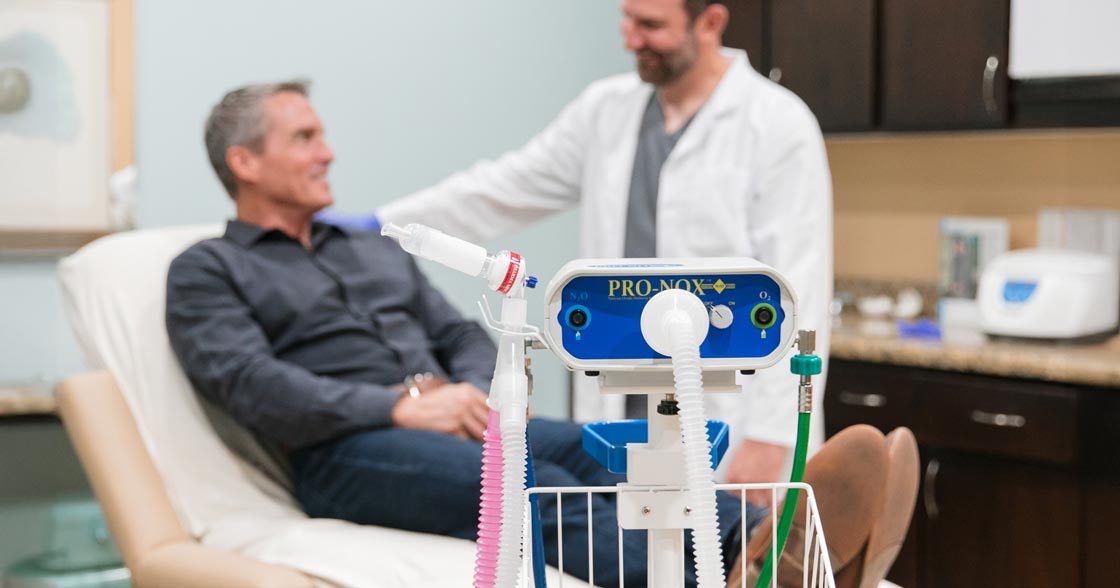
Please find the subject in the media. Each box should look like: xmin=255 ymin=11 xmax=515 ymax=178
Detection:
xmin=521 ymin=482 xmax=836 ymax=588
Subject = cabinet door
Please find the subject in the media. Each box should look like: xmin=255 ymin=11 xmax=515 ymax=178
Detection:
xmin=769 ymin=0 xmax=876 ymax=131
xmin=920 ymin=450 xmax=1079 ymax=588
xmin=880 ymin=0 xmax=1010 ymax=129
xmin=1083 ymin=390 xmax=1120 ymax=588
xmin=721 ymin=0 xmax=766 ymax=75
xmin=824 ymin=360 xmax=916 ymax=437
xmin=1085 ymin=480 xmax=1120 ymax=588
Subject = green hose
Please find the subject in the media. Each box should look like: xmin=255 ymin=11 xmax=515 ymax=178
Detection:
xmin=754 ymin=410 xmax=812 ymax=588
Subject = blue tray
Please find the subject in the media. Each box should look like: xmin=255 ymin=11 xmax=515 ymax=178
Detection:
xmin=581 ymin=420 xmax=729 ymax=475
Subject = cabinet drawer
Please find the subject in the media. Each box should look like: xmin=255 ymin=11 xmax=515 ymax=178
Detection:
xmin=825 ymin=361 xmax=916 ymax=436
xmin=914 ymin=373 xmax=1078 ymax=465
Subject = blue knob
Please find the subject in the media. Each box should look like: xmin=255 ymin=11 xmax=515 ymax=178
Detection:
xmin=526 ymin=276 xmax=539 ymax=289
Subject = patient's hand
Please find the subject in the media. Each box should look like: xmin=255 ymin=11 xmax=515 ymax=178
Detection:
xmin=391 ymin=382 xmax=491 ymax=441
xmin=725 ymin=439 xmax=789 ymax=508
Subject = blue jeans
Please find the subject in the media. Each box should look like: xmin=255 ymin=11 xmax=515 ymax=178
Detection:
xmin=290 ymin=418 xmax=765 ymax=587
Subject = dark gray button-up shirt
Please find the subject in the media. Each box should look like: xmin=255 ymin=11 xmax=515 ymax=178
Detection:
xmin=166 ymin=220 xmax=498 ymax=450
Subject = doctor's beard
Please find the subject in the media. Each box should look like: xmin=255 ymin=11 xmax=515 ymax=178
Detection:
xmin=634 ymin=36 xmax=699 ymax=86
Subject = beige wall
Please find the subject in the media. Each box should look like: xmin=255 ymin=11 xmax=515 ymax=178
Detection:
xmin=828 ymin=130 xmax=1120 ymax=282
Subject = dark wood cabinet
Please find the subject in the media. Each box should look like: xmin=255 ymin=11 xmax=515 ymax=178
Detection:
xmin=768 ymin=0 xmax=876 ymax=132
xmin=723 ymin=0 xmax=876 ymax=132
xmin=1084 ymin=480 xmax=1120 ymax=588
xmin=825 ymin=358 xmax=1114 ymax=588
xmin=825 ymin=360 xmax=914 ymax=433
xmin=723 ymin=0 xmax=1031 ymax=132
xmin=920 ymin=451 xmax=1079 ymax=588
xmin=723 ymin=0 xmax=1118 ymax=131
xmin=878 ymin=0 xmax=1010 ymax=129
xmin=912 ymin=371 xmax=1078 ymax=466
xmin=721 ymin=0 xmax=765 ymax=75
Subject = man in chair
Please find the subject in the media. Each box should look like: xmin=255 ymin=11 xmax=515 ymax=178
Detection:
xmin=165 ymin=80 xmax=911 ymax=588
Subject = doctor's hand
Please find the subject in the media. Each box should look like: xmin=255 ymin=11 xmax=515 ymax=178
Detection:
xmin=726 ymin=439 xmax=789 ymax=509
xmin=391 ymin=382 xmax=491 ymax=441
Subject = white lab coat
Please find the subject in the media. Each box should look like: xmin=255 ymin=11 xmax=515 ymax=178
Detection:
xmin=380 ymin=48 xmax=832 ymax=466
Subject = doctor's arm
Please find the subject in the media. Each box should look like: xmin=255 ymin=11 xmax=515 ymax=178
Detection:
xmin=727 ymin=104 xmax=834 ymax=496
xmin=376 ymin=86 xmax=600 ymax=243
xmin=165 ymin=248 xmax=406 ymax=450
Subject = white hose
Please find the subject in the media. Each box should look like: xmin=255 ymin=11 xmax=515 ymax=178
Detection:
xmin=495 ymin=404 xmax=528 ymax=588
xmin=667 ymin=314 xmax=725 ymax=588
xmin=492 ymin=325 xmax=529 ymax=588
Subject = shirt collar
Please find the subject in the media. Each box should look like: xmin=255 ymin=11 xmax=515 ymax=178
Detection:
xmin=705 ymin=48 xmax=755 ymax=119
xmin=224 ymin=219 xmax=350 ymax=248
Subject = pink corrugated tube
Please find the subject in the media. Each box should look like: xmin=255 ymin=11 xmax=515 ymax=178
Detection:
xmin=474 ymin=410 xmax=503 ymax=588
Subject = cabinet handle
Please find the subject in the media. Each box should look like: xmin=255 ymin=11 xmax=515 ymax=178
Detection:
xmin=982 ymin=55 xmax=1000 ymax=115
xmin=838 ymin=391 xmax=886 ymax=408
xmin=768 ymin=67 xmax=783 ymax=83
xmin=970 ymin=409 xmax=1026 ymax=428
xmin=923 ymin=459 xmax=940 ymax=520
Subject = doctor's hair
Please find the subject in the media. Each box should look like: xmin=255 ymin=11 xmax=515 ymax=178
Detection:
xmin=685 ymin=0 xmax=725 ymax=20
xmin=204 ymin=79 xmax=311 ymax=198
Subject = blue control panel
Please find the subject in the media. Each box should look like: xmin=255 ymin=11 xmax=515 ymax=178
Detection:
xmin=1002 ymin=280 xmax=1038 ymax=304
xmin=557 ymin=273 xmax=785 ymax=360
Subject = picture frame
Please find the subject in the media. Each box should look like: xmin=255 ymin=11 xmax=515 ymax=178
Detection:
xmin=937 ymin=216 xmax=1010 ymax=326
xmin=0 ymin=0 xmax=132 ymax=250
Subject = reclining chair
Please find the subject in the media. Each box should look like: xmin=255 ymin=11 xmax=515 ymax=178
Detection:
xmin=56 ymin=225 xmax=584 ymax=587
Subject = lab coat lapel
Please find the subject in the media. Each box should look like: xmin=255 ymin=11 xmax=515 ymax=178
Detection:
xmin=583 ymin=84 xmax=654 ymax=259
xmin=666 ymin=48 xmax=753 ymax=164
xmin=657 ymin=49 xmax=754 ymax=256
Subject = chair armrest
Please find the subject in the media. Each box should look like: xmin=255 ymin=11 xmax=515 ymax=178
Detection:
xmin=58 ymin=372 xmax=321 ymax=588
xmin=56 ymin=371 xmax=189 ymax=563
xmin=134 ymin=542 xmax=318 ymax=588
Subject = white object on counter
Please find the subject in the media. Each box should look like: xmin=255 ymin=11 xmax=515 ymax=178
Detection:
xmin=856 ymin=295 xmax=893 ymax=318
xmin=892 ymin=288 xmax=924 ymax=320
xmin=855 ymin=289 xmax=923 ymax=321
xmin=978 ymin=248 xmax=1119 ymax=339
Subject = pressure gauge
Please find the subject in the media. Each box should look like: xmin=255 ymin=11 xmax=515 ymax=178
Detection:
xmin=709 ymin=304 xmax=734 ymax=330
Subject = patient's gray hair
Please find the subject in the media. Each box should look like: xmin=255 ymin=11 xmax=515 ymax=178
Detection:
xmin=204 ymin=80 xmax=310 ymax=198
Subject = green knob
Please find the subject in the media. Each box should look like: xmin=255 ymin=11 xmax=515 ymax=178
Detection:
xmin=790 ymin=354 xmax=822 ymax=376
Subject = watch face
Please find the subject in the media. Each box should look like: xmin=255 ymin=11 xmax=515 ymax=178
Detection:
xmin=0 ymin=67 xmax=31 ymax=113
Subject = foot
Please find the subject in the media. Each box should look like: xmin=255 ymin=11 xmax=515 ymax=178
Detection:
xmin=727 ymin=425 xmax=889 ymax=588
xmin=856 ymin=427 xmax=919 ymax=588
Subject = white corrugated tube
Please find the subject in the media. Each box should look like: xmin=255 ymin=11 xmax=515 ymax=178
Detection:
xmin=493 ymin=323 xmax=530 ymax=588
xmin=495 ymin=405 xmax=527 ymax=588
xmin=667 ymin=313 xmax=726 ymax=588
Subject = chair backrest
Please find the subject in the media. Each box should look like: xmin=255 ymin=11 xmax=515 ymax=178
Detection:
xmin=58 ymin=225 xmax=306 ymax=544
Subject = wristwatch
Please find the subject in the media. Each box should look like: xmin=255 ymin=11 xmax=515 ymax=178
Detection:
xmin=403 ymin=372 xmax=435 ymax=399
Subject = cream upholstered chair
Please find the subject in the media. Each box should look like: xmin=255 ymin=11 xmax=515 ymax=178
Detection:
xmin=57 ymin=225 xmax=585 ymax=588
xmin=57 ymin=371 xmax=319 ymax=588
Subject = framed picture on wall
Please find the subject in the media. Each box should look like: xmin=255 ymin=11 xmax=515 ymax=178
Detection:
xmin=0 ymin=0 xmax=132 ymax=250
xmin=937 ymin=216 xmax=1010 ymax=326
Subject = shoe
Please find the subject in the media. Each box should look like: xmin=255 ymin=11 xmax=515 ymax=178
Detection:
xmin=726 ymin=425 xmax=889 ymax=588
xmin=856 ymin=427 xmax=919 ymax=588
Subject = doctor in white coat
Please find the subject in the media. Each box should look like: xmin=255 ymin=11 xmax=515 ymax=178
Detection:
xmin=379 ymin=0 xmax=832 ymax=506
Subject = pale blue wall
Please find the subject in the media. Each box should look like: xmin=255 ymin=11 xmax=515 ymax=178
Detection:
xmin=0 ymin=258 xmax=86 ymax=385
xmin=131 ymin=0 xmax=631 ymax=418
xmin=0 ymin=0 xmax=631 ymax=405
xmin=0 ymin=0 xmax=631 ymax=567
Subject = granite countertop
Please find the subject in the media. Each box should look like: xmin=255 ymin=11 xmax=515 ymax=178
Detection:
xmin=830 ymin=316 xmax=1120 ymax=389
xmin=0 ymin=384 xmax=57 ymax=416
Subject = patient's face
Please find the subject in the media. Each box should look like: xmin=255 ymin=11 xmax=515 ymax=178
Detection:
xmin=254 ymin=92 xmax=335 ymax=212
